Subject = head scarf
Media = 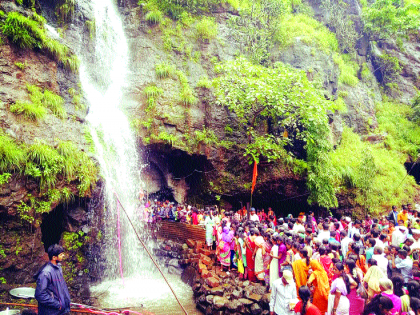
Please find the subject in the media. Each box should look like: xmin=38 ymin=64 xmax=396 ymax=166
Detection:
xmin=364 ymin=265 xmax=386 ymax=292
xmin=310 ymin=260 xmax=330 ymax=299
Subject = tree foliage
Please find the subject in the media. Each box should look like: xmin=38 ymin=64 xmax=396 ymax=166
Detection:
xmin=213 ymin=57 xmax=338 ymax=208
xmin=362 ymin=0 xmax=420 ymax=40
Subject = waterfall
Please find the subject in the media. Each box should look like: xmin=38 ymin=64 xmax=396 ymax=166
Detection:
xmin=75 ymin=2 xmax=197 ymax=312
xmin=78 ymin=0 xmax=147 ymax=279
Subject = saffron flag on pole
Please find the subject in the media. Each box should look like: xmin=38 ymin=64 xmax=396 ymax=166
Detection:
xmin=251 ymin=160 xmax=258 ymax=194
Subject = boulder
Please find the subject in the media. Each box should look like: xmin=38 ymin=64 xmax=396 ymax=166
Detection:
xmin=186 ymin=239 xmax=196 ymax=248
xmin=232 ymin=289 xmax=242 ymax=299
xmin=248 ymin=293 xmax=262 ymax=302
xmin=200 ymin=254 xmax=212 ymax=266
xmin=206 ymin=277 xmax=220 ymax=288
xmin=226 ymin=300 xmax=242 ymax=312
xmin=213 ymin=296 xmax=229 ymax=310
xmin=238 ymin=298 xmax=253 ymax=306
xmin=209 ymin=286 xmax=224 ymax=296
xmin=168 ymin=258 xmax=180 ymax=267
xmin=253 ymin=285 xmax=267 ymax=295
xmin=168 ymin=265 xmax=182 ymax=275
xmin=206 ymin=294 xmax=215 ymax=304
xmin=250 ymin=303 xmax=262 ymax=315
xmin=261 ymin=293 xmax=270 ymax=305
xmin=198 ymin=263 xmax=207 ymax=274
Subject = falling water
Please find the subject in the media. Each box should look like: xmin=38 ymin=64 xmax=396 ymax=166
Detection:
xmin=78 ymin=0 xmax=146 ymax=279
xmin=76 ymin=1 xmax=200 ymax=313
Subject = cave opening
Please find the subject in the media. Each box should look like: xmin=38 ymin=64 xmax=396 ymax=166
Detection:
xmin=40 ymin=204 xmax=65 ymax=252
xmin=405 ymin=161 xmax=420 ymax=184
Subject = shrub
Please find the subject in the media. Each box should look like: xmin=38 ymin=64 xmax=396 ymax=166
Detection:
xmin=275 ymin=14 xmax=339 ymax=53
xmin=11 ymin=85 xmax=66 ymax=120
xmin=10 ymin=101 xmax=47 ymax=121
xmin=197 ymin=76 xmax=212 ymax=88
xmin=330 ymin=127 xmax=417 ymax=213
xmin=0 ymin=133 xmax=26 ymax=172
xmin=1 ymin=12 xmax=44 ymax=49
xmin=155 ymin=62 xmax=174 ymax=79
xmin=1 ymin=11 xmax=79 ymax=72
xmin=145 ymin=9 xmax=164 ymax=24
xmin=144 ymin=85 xmax=163 ymax=98
xmin=43 ymin=89 xmax=66 ymax=119
xmin=333 ymin=53 xmax=359 ymax=87
xmin=180 ymin=87 xmax=197 ymax=106
xmin=362 ymin=0 xmax=420 ymax=40
xmin=55 ymin=0 xmax=75 ymax=23
xmin=195 ymin=17 xmax=217 ymax=42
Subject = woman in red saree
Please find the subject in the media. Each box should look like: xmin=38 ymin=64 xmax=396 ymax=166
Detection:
xmin=245 ymin=228 xmax=257 ymax=281
xmin=319 ymin=246 xmax=334 ymax=284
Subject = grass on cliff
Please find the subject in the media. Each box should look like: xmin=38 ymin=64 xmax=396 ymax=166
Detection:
xmin=330 ymin=127 xmax=417 ymax=213
xmin=1 ymin=11 xmax=79 ymax=72
xmin=10 ymin=85 xmax=66 ymax=121
xmin=0 ymin=132 xmax=97 ymax=198
xmin=275 ymin=14 xmax=339 ymax=54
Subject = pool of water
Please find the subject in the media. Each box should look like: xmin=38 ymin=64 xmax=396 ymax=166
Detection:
xmin=90 ymin=274 xmax=202 ymax=315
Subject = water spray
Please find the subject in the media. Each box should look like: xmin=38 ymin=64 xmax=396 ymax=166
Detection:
xmin=112 ymin=191 xmax=189 ymax=315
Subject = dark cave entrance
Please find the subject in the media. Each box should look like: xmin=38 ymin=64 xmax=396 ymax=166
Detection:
xmin=405 ymin=161 xmax=420 ymax=184
xmin=40 ymin=205 xmax=65 ymax=252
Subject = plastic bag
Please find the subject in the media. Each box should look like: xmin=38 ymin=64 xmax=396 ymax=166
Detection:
xmin=357 ymin=282 xmax=368 ymax=299
xmin=237 ymin=259 xmax=244 ymax=274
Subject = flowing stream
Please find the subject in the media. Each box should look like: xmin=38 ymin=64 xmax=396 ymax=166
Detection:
xmin=76 ymin=1 xmax=200 ymax=313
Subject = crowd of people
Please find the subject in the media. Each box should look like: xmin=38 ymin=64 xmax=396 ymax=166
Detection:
xmin=142 ymin=200 xmax=420 ymax=315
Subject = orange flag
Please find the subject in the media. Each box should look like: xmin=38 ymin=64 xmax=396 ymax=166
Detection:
xmin=251 ymin=160 xmax=258 ymax=194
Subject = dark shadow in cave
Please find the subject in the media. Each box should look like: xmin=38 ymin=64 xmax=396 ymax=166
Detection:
xmin=40 ymin=205 xmax=65 ymax=252
xmin=405 ymin=161 xmax=420 ymax=184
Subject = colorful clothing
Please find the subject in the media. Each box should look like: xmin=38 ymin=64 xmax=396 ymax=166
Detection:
xmin=294 ymin=301 xmax=322 ymax=315
xmin=292 ymin=259 xmax=310 ymax=297
xmin=308 ymin=260 xmax=330 ymax=314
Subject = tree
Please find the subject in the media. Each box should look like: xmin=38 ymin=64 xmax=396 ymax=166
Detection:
xmin=213 ymin=57 xmax=338 ymax=208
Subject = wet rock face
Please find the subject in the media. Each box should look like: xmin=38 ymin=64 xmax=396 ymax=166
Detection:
xmin=371 ymin=39 xmax=420 ymax=104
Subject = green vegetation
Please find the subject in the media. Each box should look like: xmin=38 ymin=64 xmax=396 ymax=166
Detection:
xmin=376 ymin=53 xmax=402 ymax=84
xmin=155 ymin=62 xmax=174 ymax=79
xmin=139 ymin=0 xmax=221 ymax=19
xmin=62 ymin=231 xmax=86 ymax=251
xmin=144 ymin=85 xmax=163 ymax=112
xmin=275 ymin=14 xmax=339 ymax=54
xmin=0 ymin=132 xmax=97 ymax=223
xmin=10 ymin=85 xmax=66 ymax=121
xmin=194 ymin=17 xmax=217 ymax=42
xmin=54 ymin=0 xmax=75 ymax=23
xmin=362 ymin=0 xmax=420 ymax=40
xmin=321 ymin=0 xmax=359 ymax=53
xmin=10 ymin=100 xmax=47 ymax=121
xmin=229 ymin=0 xmax=285 ymax=64
xmin=176 ymin=70 xmax=197 ymax=106
xmin=85 ymin=20 xmax=95 ymax=39
xmin=145 ymin=9 xmax=164 ymax=24
xmin=213 ymin=57 xmax=337 ymax=208
xmin=330 ymin=127 xmax=417 ymax=213
xmin=14 ymin=61 xmax=27 ymax=70
xmin=0 ymin=173 xmax=11 ymax=185
xmin=197 ymin=76 xmax=212 ymax=88
xmin=1 ymin=11 xmax=79 ymax=72
xmin=333 ymin=53 xmax=359 ymax=87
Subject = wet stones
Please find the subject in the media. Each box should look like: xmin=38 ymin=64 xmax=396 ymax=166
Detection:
xmin=158 ymin=238 xmax=271 ymax=314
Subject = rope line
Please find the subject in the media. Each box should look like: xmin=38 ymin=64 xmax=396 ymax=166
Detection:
xmin=113 ymin=191 xmax=189 ymax=315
